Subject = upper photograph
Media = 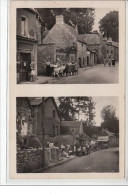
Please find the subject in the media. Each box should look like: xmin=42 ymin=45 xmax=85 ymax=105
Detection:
xmin=16 ymin=8 xmax=119 ymax=84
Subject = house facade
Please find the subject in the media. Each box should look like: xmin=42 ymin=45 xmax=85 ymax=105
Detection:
xmin=102 ymin=37 xmax=119 ymax=61
xmin=29 ymin=97 xmax=61 ymax=143
xmin=17 ymin=8 xmax=44 ymax=83
xmin=60 ymin=120 xmax=84 ymax=136
xmin=37 ymin=15 xmax=87 ymax=75
xmin=80 ymin=32 xmax=119 ymax=65
xmin=79 ymin=32 xmax=103 ymax=65
xmin=16 ymin=97 xmax=61 ymax=145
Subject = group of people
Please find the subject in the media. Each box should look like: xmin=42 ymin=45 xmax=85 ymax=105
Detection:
xmin=45 ymin=141 xmax=91 ymax=158
xmin=61 ymin=143 xmax=91 ymax=157
xmin=103 ymin=58 xmax=116 ymax=67
xmin=45 ymin=58 xmax=79 ymax=78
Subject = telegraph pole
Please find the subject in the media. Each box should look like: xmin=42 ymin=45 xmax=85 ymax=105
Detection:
xmin=42 ymin=97 xmax=45 ymax=167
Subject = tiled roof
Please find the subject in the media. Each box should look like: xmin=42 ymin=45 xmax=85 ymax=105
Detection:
xmin=103 ymin=129 xmax=115 ymax=136
xmin=79 ymin=34 xmax=101 ymax=45
xmin=61 ymin=121 xmax=82 ymax=128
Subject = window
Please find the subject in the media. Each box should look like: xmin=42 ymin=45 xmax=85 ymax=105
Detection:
xmin=52 ymin=110 xmax=55 ymax=118
xmin=21 ymin=16 xmax=28 ymax=36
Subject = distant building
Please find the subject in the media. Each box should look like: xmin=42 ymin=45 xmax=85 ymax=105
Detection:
xmin=97 ymin=129 xmax=118 ymax=147
xmin=16 ymin=8 xmax=44 ymax=83
xmin=79 ymin=32 xmax=103 ymax=64
xmin=79 ymin=32 xmax=119 ymax=65
xmin=37 ymin=15 xmax=87 ymax=75
xmin=60 ymin=120 xmax=84 ymax=136
xmin=102 ymin=37 xmax=119 ymax=61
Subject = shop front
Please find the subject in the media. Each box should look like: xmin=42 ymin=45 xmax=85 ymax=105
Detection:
xmin=17 ymin=36 xmax=37 ymax=83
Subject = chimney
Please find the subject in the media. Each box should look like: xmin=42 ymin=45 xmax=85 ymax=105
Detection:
xmin=56 ymin=15 xmax=64 ymax=24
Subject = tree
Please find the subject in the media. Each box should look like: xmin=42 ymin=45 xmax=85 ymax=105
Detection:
xmin=37 ymin=8 xmax=95 ymax=34
xmin=56 ymin=97 xmax=95 ymax=125
xmin=99 ymin=11 xmax=119 ymax=42
xmin=101 ymin=105 xmax=119 ymax=136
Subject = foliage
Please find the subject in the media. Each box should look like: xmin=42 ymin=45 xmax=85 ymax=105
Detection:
xmin=101 ymin=105 xmax=119 ymax=136
xmin=56 ymin=97 xmax=95 ymax=126
xmin=99 ymin=11 xmax=119 ymax=42
xmin=37 ymin=8 xmax=95 ymax=34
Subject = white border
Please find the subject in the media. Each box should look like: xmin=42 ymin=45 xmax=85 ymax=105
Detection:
xmin=0 ymin=0 xmax=8 ymax=186
xmin=0 ymin=0 xmax=127 ymax=185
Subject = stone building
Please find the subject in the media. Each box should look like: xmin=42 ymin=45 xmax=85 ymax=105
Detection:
xmin=80 ymin=32 xmax=119 ymax=65
xmin=60 ymin=120 xmax=84 ymax=136
xmin=37 ymin=15 xmax=87 ymax=75
xmin=16 ymin=8 xmax=44 ymax=83
xmin=97 ymin=129 xmax=118 ymax=147
xmin=102 ymin=37 xmax=119 ymax=61
xmin=79 ymin=32 xmax=104 ymax=64
xmin=29 ymin=97 xmax=61 ymax=143
xmin=16 ymin=97 xmax=33 ymax=136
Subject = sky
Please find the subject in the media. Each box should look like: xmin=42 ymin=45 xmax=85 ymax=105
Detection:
xmin=92 ymin=96 xmax=119 ymax=126
xmin=93 ymin=8 xmax=118 ymax=31
xmin=55 ymin=97 xmax=119 ymax=126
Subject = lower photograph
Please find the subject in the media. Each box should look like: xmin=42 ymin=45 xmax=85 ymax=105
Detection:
xmin=16 ymin=96 xmax=119 ymax=173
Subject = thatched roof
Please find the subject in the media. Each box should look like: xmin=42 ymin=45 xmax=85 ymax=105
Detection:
xmin=42 ymin=20 xmax=86 ymax=50
xmin=61 ymin=121 xmax=82 ymax=128
xmin=79 ymin=34 xmax=101 ymax=46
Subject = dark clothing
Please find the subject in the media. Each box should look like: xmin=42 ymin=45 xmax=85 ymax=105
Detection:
xmin=86 ymin=145 xmax=90 ymax=155
xmin=46 ymin=63 xmax=51 ymax=76
xmin=112 ymin=59 xmax=115 ymax=66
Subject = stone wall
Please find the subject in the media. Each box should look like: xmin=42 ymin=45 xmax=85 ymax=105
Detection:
xmin=17 ymin=147 xmax=61 ymax=173
xmin=37 ymin=44 xmax=55 ymax=75
xmin=17 ymin=148 xmax=43 ymax=173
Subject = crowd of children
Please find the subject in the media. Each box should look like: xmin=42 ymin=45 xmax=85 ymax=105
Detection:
xmin=45 ymin=58 xmax=79 ymax=78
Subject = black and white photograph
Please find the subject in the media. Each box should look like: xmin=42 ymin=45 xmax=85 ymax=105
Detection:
xmin=16 ymin=96 xmax=119 ymax=173
xmin=16 ymin=8 xmax=119 ymax=84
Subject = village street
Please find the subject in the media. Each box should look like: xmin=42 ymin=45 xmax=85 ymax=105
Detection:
xmin=46 ymin=64 xmax=118 ymax=84
xmin=20 ymin=63 xmax=119 ymax=84
xmin=42 ymin=147 xmax=119 ymax=173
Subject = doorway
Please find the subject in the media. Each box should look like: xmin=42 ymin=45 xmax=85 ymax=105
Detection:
xmin=78 ymin=58 xmax=81 ymax=68
xmin=20 ymin=53 xmax=31 ymax=81
xmin=87 ymin=56 xmax=90 ymax=66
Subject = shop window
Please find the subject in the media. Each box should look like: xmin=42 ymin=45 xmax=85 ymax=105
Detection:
xmin=21 ymin=16 xmax=28 ymax=36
